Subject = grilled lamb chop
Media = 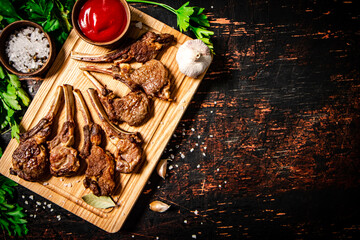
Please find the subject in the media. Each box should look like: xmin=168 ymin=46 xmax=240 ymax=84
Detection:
xmin=83 ymin=71 xmax=151 ymax=126
xmin=88 ymin=88 xmax=143 ymax=173
xmin=74 ymin=89 xmax=115 ymax=196
xmin=71 ymin=32 xmax=174 ymax=63
xmin=80 ymin=59 xmax=171 ymax=101
xmin=48 ymin=85 xmax=80 ymax=177
xmin=10 ymin=86 xmax=63 ymax=181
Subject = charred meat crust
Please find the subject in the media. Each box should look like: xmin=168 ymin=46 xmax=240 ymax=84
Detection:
xmin=71 ymin=32 xmax=174 ymax=63
xmin=87 ymin=88 xmax=144 ymax=173
xmin=10 ymin=86 xmax=63 ymax=181
xmin=74 ymin=89 xmax=116 ymax=196
xmin=80 ymin=59 xmax=171 ymax=101
xmin=83 ymin=71 xmax=152 ymax=126
xmin=48 ymin=85 xmax=80 ymax=177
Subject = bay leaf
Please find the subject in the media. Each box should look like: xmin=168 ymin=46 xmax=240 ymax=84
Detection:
xmin=82 ymin=193 xmax=116 ymax=209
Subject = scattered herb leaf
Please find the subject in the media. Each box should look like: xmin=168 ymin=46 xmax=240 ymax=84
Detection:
xmin=82 ymin=193 xmax=116 ymax=209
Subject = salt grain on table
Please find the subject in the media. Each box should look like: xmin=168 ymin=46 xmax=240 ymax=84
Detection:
xmin=135 ymin=21 xmax=143 ymax=29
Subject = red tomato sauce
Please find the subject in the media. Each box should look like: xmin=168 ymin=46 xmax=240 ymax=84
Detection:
xmin=78 ymin=0 xmax=127 ymax=42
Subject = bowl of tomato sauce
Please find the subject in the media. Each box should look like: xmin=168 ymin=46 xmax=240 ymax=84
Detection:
xmin=72 ymin=0 xmax=131 ymax=46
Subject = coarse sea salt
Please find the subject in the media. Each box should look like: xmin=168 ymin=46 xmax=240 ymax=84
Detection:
xmin=5 ymin=26 xmax=50 ymax=73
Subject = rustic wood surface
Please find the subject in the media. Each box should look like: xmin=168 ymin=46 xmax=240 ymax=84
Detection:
xmin=1 ymin=0 xmax=360 ymax=239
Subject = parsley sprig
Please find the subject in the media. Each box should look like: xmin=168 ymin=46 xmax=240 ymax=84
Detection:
xmin=0 ymin=65 xmax=31 ymax=141
xmin=0 ymin=174 xmax=28 ymax=237
xmin=127 ymin=0 xmax=214 ymax=53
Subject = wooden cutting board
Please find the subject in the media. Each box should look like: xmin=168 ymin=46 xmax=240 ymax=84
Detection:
xmin=0 ymin=7 xmax=208 ymax=233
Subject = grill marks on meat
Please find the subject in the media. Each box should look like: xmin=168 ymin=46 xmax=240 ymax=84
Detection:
xmin=83 ymin=71 xmax=151 ymax=126
xmin=88 ymin=88 xmax=143 ymax=173
xmin=74 ymin=89 xmax=115 ymax=196
xmin=71 ymin=32 xmax=174 ymax=63
xmin=48 ymin=85 xmax=80 ymax=177
xmin=80 ymin=59 xmax=171 ymax=101
xmin=11 ymin=86 xmax=63 ymax=181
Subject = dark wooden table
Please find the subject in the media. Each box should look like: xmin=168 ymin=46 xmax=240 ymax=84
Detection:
xmin=1 ymin=0 xmax=360 ymax=239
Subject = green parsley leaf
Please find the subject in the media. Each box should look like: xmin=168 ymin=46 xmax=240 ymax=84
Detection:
xmin=0 ymin=176 xmax=28 ymax=237
xmin=2 ymin=92 xmax=21 ymax=111
xmin=44 ymin=18 xmax=60 ymax=32
xmin=175 ymin=2 xmax=194 ymax=32
xmin=190 ymin=7 xmax=210 ymax=27
xmin=0 ymin=65 xmax=5 ymax=79
xmin=0 ymin=0 xmax=22 ymax=23
xmin=0 ymin=64 xmax=31 ymax=140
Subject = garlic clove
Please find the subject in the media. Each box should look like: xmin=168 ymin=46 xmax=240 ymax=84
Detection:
xmin=149 ymin=200 xmax=170 ymax=212
xmin=157 ymin=158 xmax=168 ymax=179
xmin=176 ymin=39 xmax=212 ymax=78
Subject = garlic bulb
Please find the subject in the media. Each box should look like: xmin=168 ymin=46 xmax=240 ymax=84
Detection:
xmin=176 ymin=39 xmax=212 ymax=78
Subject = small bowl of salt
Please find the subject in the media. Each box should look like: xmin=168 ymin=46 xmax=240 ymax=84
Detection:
xmin=0 ymin=20 xmax=55 ymax=76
